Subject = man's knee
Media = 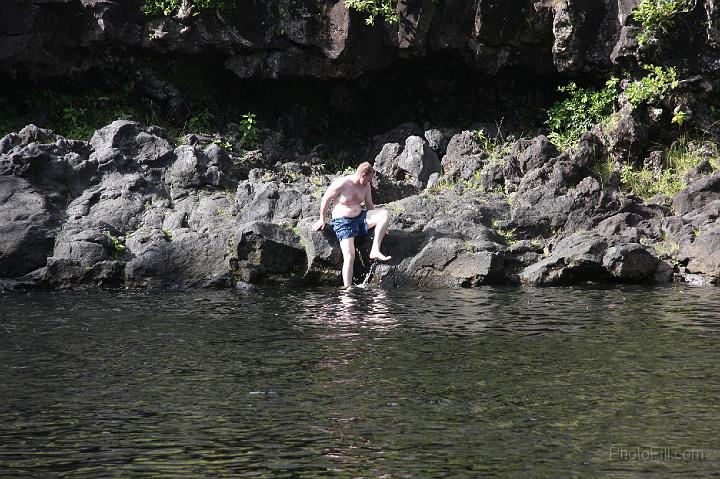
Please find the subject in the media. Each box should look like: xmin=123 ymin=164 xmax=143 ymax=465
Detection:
xmin=341 ymin=243 xmax=356 ymax=260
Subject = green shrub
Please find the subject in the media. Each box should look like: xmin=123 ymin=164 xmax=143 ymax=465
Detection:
xmin=344 ymin=0 xmax=400 ymax=25
xmin=619 ymin=136 xmax=709 ymax=200
xmin=633 ymin=0 xmax=693 ymax=46
xmin=546 ymin=78 xmax=619 ymax=151
xmin=185 ymin=110 xmax=217 ymax=134
xmin=141 ymin=0 xmax=224 ymax=17
xmin=624 ymin=64 xmax=678 ymax=107
xmin=239 ymin=112 xmax=258 ymax=149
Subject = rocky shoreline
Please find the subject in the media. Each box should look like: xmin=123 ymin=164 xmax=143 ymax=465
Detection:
xmin=1 ymin=118 xmax=718 ymax=291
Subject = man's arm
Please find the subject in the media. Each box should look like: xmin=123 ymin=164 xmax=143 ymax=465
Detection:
xmin=312 ymin=179 xmax=341 ymax=230
xmin=364 ymin=183 xmax=374 ymax=211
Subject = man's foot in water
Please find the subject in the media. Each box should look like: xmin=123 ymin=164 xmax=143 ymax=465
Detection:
xmin=369 ymin=251 xmax=391 ymax=261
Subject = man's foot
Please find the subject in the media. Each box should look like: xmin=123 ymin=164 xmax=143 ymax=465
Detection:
xmin=369 ymin=251 xmax=392 ymax=261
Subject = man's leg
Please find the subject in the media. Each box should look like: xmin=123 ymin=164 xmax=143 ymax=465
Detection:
xmin=339 ymin=237 xmax=356 ymax=288
xmin=365 ymin=209 xmax=391 ymax=261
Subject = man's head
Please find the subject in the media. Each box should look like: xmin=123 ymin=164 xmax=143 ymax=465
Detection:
xmin=355 ymin=162 xmax=375 ymax=185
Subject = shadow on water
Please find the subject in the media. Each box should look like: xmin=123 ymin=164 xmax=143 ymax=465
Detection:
xmin=0 ymin=285 xmax=719 ymax=477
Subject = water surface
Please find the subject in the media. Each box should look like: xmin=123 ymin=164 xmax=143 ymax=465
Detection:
xmin=1 ymin=286 xmax=719 ymax=477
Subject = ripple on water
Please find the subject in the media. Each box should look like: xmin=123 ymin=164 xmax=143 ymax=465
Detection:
xmin=1 ymin=285 xmax=719 ymax=477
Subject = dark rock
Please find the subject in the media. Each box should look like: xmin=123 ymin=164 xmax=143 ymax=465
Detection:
xmin=519 ymin=232 xmax=609 ymax=285
xmin=0 ymin=177 xmax=58 ymax=277
xmin=396 ymin=135 xmax=440 ymax=188
xmin=373 ymin=143 xmax=403 ymax=179
xmin=602 ymin=243 xmax=659 ymax=282
xmin=403 ymin=237 xmax=504 ymax=287
xmin=0 ymin=133 xmax=21 ymax=154
xmin=298 ymin=216 xmax=342 ymax=284
xmin=125 ymin=228 xmax=229 ymax=288
xmin=233 ymin=221 xmax=306 ymax=280
xmin=441 ymin=130 xmax=485 ymax=178
xmin=424 ymin=128 xmax=452 ymax=157
xmin=89 ymin=120 xmax=174 ymax=173
xmin=683 ymin=159 xmax=714 ymax=185
xmin=606 ymin=104 xmax=648 ymax=161
xmin=364 ymin=123 xmax=423 ymax=163
xmin=513 ymin=135 xmax=559 ymax=173
xmin=672 ymin=172 xmax=720 ymax=216
xmin=685 ymin=225 xmax=720 ymax=278
xmin=594 ymin=212 xmax=643 ymax=238
xmin=682 ymin=199 xmax=720 ymax=227
xmin=479 ymin=161 xmax=506 ymax=192
xmin=80 ymin=260 xmax=126 ymax=287
xmin=17 ymin=124 xmax=58 ymax=145
xmin=166 ymin=145 xmax=212 ymax=191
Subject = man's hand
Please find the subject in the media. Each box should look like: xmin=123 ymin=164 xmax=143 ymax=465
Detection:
xmin=312 ymin=218 xmax=325 ymax=231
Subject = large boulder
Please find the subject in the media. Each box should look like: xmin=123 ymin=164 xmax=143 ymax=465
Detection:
xmin=233 ymin=221 xmax=306 ymax=281
xmin=513 ymin=135 xmax=559 ymax=173
xmin=400 ymin=237 xmax=504 ymax=287
xmin=672 ymin=172 xmax=720 ymax=217
xmin=520 ymin=232 xmax=659 ymax=285
xmin=396 ymin=135 xmax=440 ymax=188
xmin=519 ymin=232 xmax=609 ymax=285
xmin=685 ymin=225 xmax=720 ymax=278
xmin=602 ymin=243 xmax=660 ymax=282
xmin=125 ymin=228 xmax=230 ymax=288
xmin=0 ymin=177 xmax=58 ymax=277
xmin=298 ymin=216 xmax=343 ymax=284
xmin=88 ymin=120 xmax=174 ymax=173
xmin=441 ymin=130 xmax=486 ymax=179
xmin=65 ymin=173 xmax=162 ymax=233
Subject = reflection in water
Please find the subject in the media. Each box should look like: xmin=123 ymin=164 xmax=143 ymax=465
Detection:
xmin=1 ymin=285 xmax=719 ymax=477
xmin=303 ymin=287 xmax=398 ymax=333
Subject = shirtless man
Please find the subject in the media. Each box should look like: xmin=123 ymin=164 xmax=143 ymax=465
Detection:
xmin=312 ymin=162 xmax=391 ymax=288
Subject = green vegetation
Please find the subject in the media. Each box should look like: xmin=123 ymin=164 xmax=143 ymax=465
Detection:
xmin=0 ymin=84 xmax=141 ymax=140
xmin=592 ymin=157 xmax=618 ymax=188
xmin=491 ymin=219 xmax=517 ymax=244
xmin=653 ymin=239 xmax=680 ymax=259
xmin=546 ymin=78 xmax=619 ymax=151
xmin=477 ymin=130 xmax=512 ymax=163
xmin=632 ymin=0 xmax=693 ymax=46
xmin=141 ymin=0 xmax=225 ymax=17
xmin=619 ymin=136 xmax=714 ymax=200
xmin=239 ymin=113 xmax=259 ymax=149
xmin=0 ymin=80 xmax=261 ymax=155
xmin=104 ymin=231 xmax=127 ymax=259
xmin=624 ymin=64 xmax=678 ymax=107
xmin=344 ymin=0 xmax=400 ymax=25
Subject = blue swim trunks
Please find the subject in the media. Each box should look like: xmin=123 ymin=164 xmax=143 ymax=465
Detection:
xmin=332 ymin=210 xmax=371 ymax=242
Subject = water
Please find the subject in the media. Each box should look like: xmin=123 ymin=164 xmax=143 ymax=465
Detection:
xmin=1 ymin=285 xmax=719 ymax=478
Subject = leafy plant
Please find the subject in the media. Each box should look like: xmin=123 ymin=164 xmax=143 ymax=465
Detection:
xmin=186 ymin=110 xmax=217 ymax=134
xmin=141 ymin=0 xmax=225 ymax=17
xmin=633 ymin=0 xmax=693 ymax=46
xmin=624 ymin=64 xmax=678 ymax=107
xmin=104 ymin=231 xmax=127 ymax=259
xmin=671 ymin=108 xmax=687 ymax=126
xmin=344 ymin=0 xmax=400 ymax=25
xmin=546 ymin=78 xmax=619 ymax=151
xmin=239 ymin=112 xmax=258 ymax=149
